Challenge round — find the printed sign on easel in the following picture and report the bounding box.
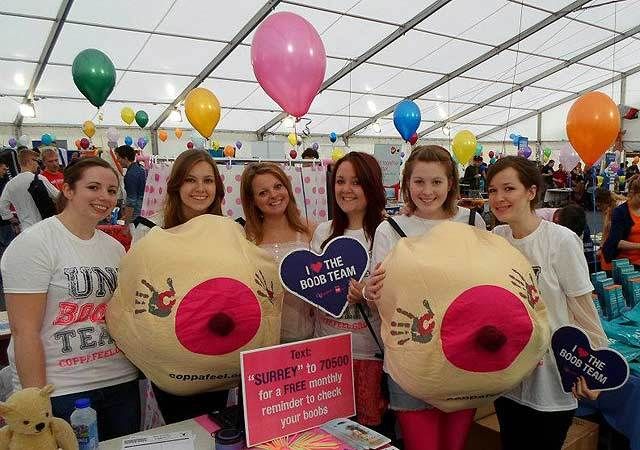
[240,333,355,447]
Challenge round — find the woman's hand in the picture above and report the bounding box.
[572,376,600,401]
[364,263,386,302]
[347,279,365,304]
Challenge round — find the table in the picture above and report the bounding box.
[101,417,393,450]
[100,419,212,450]
[544,188,573,207]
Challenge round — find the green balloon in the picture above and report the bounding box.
[543,147,552,157]
[72,49,115,108]
[135,110,149,129]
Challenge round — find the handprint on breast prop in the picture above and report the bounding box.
[106,215,283,396]
[378,222,550,412]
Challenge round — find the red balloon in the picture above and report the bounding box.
[80,138,90,150]
[408,132,418,145]
[187,141,194,150]
[289,149,298,159]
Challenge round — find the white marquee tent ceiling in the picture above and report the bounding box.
[1,0,639,140]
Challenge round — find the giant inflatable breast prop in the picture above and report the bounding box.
[379,222,550,412]
[107,215,283,395]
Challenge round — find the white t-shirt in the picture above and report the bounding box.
[493,219,594,411]
[311,221,382,360]
[1,217,138,396]
[371,207,486,268]
[0,172,59,230]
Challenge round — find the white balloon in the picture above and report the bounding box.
[106,127,119,143]
[17,135,29,147]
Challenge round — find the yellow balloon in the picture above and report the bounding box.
[121,107,135,125]
[288,133,297,146]
[331,147,345,162]
[82,120,96,138]
[596,176,604,187]
[452,130,477,165]
[185,87,220,139]
[212,140,220,150]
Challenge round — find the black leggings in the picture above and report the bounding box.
[494,397,575,450]
[151,383,229,425]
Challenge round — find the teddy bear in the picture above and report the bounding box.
[0,385,78,450]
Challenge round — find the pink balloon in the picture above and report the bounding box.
[558,144,581,170]
[251,12,326,118]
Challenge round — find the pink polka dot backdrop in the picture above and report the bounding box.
[141,164,172,218]
[140,163,328,222]
[217,164,327,221]
[301,165,328,222]
[220,165,246,219]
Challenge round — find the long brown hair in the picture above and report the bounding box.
[164,149,224,229]
[402,145,460,216]
[322,152,385,250]
[56,157,120,211]
[240,162,308,244]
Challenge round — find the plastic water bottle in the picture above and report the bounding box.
[70,398,99,450]
[110,207,120,224]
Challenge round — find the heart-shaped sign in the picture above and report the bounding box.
[279,236,369,318]
[551,325,629,393]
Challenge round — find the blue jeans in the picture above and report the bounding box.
[51,380,140,441]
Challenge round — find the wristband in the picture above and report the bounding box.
[361,285,369,301]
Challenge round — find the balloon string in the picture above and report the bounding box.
[591,169,598,273]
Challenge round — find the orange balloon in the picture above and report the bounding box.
[158,130,168,142]
[223,145,235,157]
[175,128,183,139]
[566,92,620,166]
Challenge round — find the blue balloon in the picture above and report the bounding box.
[41,134,52,146]
[124,136,133,146]
[329,132,337,143]
[393,100,421,141]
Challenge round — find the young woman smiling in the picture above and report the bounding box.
[241,162,315,343]
[311,152,387,427]
[131,149,225,243]
[365,145,485,450]
[1,158,140,440]
[487,156,606,450]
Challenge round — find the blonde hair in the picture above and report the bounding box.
[18,149,38,167]
[240,163,308,244]
[40,147,58,159]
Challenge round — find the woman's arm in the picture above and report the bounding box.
[616,239,640,250]
[567,293,608,348]
[602,205,629,261]
[6,293,47,387]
